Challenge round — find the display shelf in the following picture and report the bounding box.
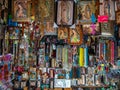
[71,85,109,88]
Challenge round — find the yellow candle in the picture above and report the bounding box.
[79,48,84,67]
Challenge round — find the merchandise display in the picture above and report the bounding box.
[0,0,120,90]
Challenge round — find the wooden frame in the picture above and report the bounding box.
[82,23,100,35]
[68,25,83,45]
[12,0,30,22]
[58,27,68,40]
[55,0,75,26]
[116,10,120,25]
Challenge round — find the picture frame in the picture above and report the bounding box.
[49,69,55,78]
[21,81,27,88]
[37,80,41,87]
[99,0,115,20]
[68,25,83,45]
[99,0,109,16]
[77,0,98,24]
[22,72,28,80]
[44,21,57,35]
[82,23,100,35]
[30,81,36,87]
[12,0,30,22]
[77,74,85,85]
[39,0,54,21]
[116,10,120,25]
[115,0,120,11]
[14,81,20,88]
[100,21,114,36]
[58,27,68,40]
[30,67,36,80]
[55,0,75,26]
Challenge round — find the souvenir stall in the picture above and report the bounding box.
[0,0,120,90]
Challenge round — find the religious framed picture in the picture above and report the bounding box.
[14,81,20,89]
[115,0,120,11]
[30,81,36,87]
[58,27,68,40]
[68,25,83,45]
[55,0,75,26]
[39,0,54,21]
[82,23,100,35]
[116,10,120,25]
[100,21,114,36]
[30,67,36,80]
[77,0,98,24]
[12,0,30,22]
[44,21,57,35]
[49,69,55,78]
[21,81,27,88]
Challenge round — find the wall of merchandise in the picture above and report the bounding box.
[0,0,120,90]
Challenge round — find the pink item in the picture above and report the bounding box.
[98,15,108,23]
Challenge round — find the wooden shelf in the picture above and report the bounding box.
[71,85,109,88]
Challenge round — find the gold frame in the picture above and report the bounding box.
[68,25,83,45]
[12,0,31,22]
[58,27,68,40]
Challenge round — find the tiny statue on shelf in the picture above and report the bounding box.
[42,72,49,84]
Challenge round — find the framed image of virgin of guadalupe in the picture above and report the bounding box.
[55,0,75,26]
[12,0,30,22]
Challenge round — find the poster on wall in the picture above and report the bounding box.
[116,10,120,25]
[82,23,100,35]
[56,0,75,26]
[77,0,98,24]
[68,25,83,45]
[12,0,30,22]
[101,21,114,36]
[44,21,57,35]
[99,0,115,20]
[115,0,120,11]
[39,0,54,21]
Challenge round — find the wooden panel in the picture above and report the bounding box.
[54,88,63,90]
[24,87,28,90]
[64,88,72,90]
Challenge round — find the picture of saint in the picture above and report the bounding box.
[70,29,80,43]
[58,27,68,39]
[57,1,73,25]
[14,1,27,18]
[79,1,92,21]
